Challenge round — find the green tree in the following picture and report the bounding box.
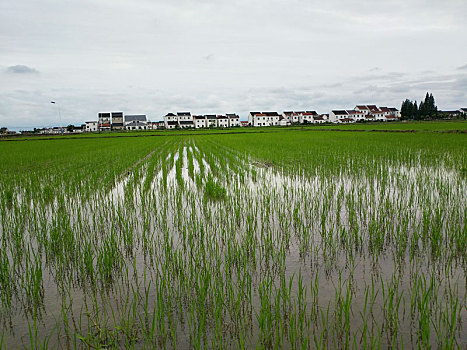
[401,99,410,119]
[418,100,425,120]
[412,101,419,120]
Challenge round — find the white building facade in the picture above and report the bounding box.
[98,112,111,131]
[85,121,98,132]
[227,114,240,127]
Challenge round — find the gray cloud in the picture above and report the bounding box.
[6,65,39,74]
[457,63,467,70]
[1,0,466,128]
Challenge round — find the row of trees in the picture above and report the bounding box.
[401,92,439,120]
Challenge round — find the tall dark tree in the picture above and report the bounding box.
[400,92,439,120]
[429,93,437,117]
[413,101,419,119]
[417,100,424,120]
[401,99,410,119]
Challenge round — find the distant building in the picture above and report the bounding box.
[166,121,177,129]
[147,122,158,130]
[217,115,229,128]
[206,115,217,128]
[227,113,240,127]
[85,121,98,132]
[177,112,194,128]
[98,112,111,131]
[282,112,293,125]
[354,105,400,122]
[73,125,85,133]
[314,115,327,124]
[278,116,289,126]
[329,110,352,123]
[163,112,194,128]
[179,120,193,129]
[111,112,124,130]
[193,115,207,129]
[125,115,147,130]
[249,112,280,127]
[439,110,461,118]
[290,112,302,124]
[125,121,148,130]
[300,111,318,124]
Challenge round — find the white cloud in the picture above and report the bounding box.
[1,0,466,128]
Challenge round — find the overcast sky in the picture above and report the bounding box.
[1,0,466,128]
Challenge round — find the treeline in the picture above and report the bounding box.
[401,92,438,120]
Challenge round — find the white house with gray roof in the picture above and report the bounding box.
[85,121,98,132]
[329,110,355,123]
[125,115,147,130]
[227,113,240,127]
[249,112,281,127]
[163,112,194,128]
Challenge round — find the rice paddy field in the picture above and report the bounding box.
[0,126,466,349]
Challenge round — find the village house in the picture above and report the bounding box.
[248,112,260,126]
[164,113,177,128]
[125,121,148,130]
[166,121,177,129]
[216,115,229,128]
[125,115,147,130]
[439,110,460,118]
[72,125,85,133]
[290,112,301,124]
[227,113,240,127]
[265,112,280,126]
[85,121,98,132]
[98,112,111,131]
[354,105,400,121]
[300,111,318,124]
[313,115,327,124]
[249,112,280,127]
[111,112,124,130]
[282,112,293,124]
[193,115,207,128]
[364,114,376,121]
[388,108,401,118]
[205,115,217,128]
[354,105,370,115]
[346,110,364,122]
[278,116,289,126]
[329,110,354,123]
[163,112,194,128]
[179,121,194,128]
[178,112,194,128]
[147,122,158,130]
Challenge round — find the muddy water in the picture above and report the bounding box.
[1,143,466,348]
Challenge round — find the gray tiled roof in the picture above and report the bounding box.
[125,115,147,122]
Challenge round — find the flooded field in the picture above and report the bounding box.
[0,130,466,348]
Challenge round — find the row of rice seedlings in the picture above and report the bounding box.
[0,132,465,348]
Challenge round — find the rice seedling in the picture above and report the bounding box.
[0,126,465,348]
